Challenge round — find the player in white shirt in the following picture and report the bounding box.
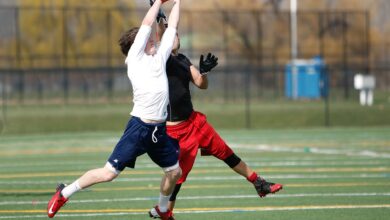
[47,1,181,219]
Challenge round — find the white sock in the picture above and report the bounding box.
[61,180,81,199]
[158,193,171,212]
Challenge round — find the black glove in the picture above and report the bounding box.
[199,53,218,75]
[149,0,167,23]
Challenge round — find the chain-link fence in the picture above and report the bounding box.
[0,6,388,105]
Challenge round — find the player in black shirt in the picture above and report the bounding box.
[151,3,283,216]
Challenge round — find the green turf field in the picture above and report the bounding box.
[1,100,390,135]
[0,127,389,219]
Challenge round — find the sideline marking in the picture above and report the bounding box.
[0,173,387,185]
[1,142,389,158]
[0,147,110,156]
[1,192,389,206]
[233,143,390,158]
[0,182,389,193]
[1,167,389,179]
[0,159,385,168]
[0,204,389,218]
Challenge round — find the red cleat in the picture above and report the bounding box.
[148,205,175,220]
[47,184,68,218]
[253,177,283,197]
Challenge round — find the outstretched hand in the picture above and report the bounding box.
[149,0,167,23]
[149,0,169,4]
[199,53,219,75]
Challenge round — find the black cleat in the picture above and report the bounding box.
[253,177,283,197]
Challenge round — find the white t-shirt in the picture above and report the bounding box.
[125,25,176,121]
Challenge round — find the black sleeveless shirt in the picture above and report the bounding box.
[166,53,194,122]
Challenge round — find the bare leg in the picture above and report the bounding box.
[167,183,181,210]
[168,162,254,211]
[168,200,176,210]
[77,166,118,189]
[160,167,181,196]
[231,161,283,197]
[48,165,119,218]
[61,165,118,199]
[231,161,255,179]
[152,167,181,213]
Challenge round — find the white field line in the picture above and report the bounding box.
[0,204,390,219]
[0,173,387,185]
[0,213,139,219]
[232,143,390,158]
[1,142,388,168]
[2,155,376,167]
[1,192,389,206]
[0,159,386,169]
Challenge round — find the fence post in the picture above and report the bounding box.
[255,11,263,98]
[62,7,69,104]
[37,77,44,103]
[323,66,330,127]
[342,12,349,100]
[222,11,229,104]
[15,7,24,104]
[365,11,370,75]
[0,72,7,134]
[106,9,114,101]
[82,76,89,102]
[245,63,251,129]
[318,12,330,127]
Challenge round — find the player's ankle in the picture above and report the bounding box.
[247,172,258,183]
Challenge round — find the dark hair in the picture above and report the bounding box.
[118,27,139,56]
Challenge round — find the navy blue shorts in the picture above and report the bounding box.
[107,117,179,172]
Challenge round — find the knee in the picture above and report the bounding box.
[175,167,182,180]
[101,171,117,182]
[101,163,119,182]
[168,167,182,181]
[97,168,118,183]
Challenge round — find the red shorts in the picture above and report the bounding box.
[166,111,234,184]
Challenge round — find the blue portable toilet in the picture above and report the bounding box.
[285,56,328,99]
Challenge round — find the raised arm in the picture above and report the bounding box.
[167,0,180,30]
[142,0,165,27]
[158,0,181,61]
[127,0,167,58]
[149,0,167,42]
[156,16,167,43]
[191,53,219,89]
